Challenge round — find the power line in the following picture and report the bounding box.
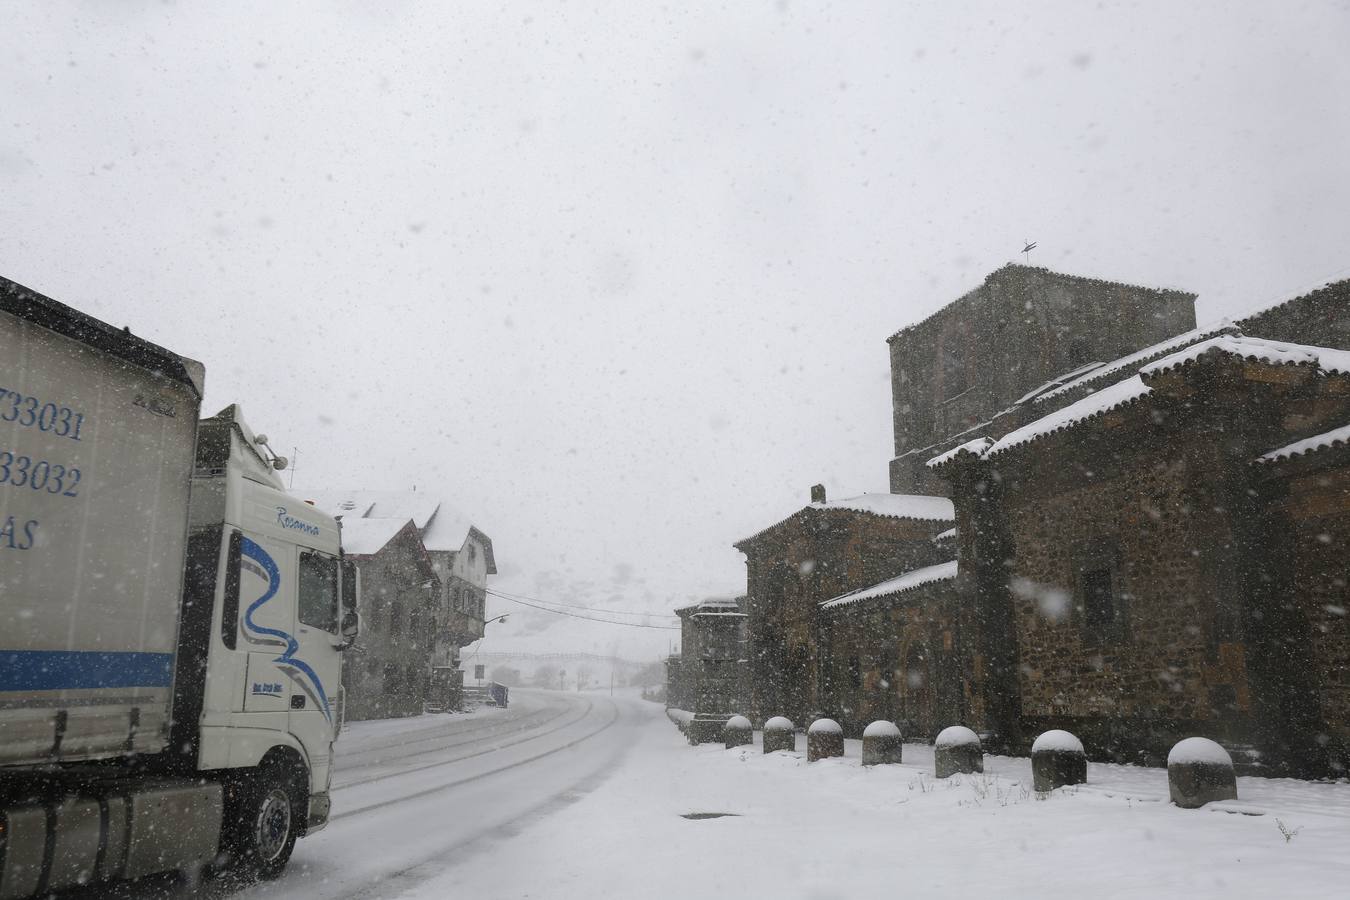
[485,585,680,619]
[485,589,680,630]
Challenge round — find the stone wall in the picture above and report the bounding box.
[739,509,951,724]
[998,445,1249,759]
[343,526,441,721]
[820,580,967,739]
[1280,457,1350,762]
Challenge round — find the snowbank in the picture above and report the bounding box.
[934,725,981,748]
[862,720,901,738]
[1032,730,1085,754]
[1167,737,1233,767]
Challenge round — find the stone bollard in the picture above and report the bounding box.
[687,714,731,745]
[934,726,983,778]
[724,715,753,749]
[762,717,796,754]
[807,718,844,762]
[1167,737,1238,809]
[1032,729,1087,792]
[861,721,903,766]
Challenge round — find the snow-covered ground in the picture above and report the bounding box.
[85,693,1348,899]
[424,703,1350,900]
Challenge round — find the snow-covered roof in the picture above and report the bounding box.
[1140,334,1350,378]
[339,516,412,556]
[926,437,993,469]
[1014,361,1111,405]
[956,333,1350,462]
[985,376,1152,458]
[1255,423,1350,466]
[737,493,954,547]
[821,560,958,610]
[934,527,956,543]
[1234,274,1350,325]
[1034,325,1234,404]
[304,489,492,561]
[690,597,746,618]
[307,489,440,529]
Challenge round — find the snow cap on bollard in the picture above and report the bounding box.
[807,718,844,762]
[762,716,796,754]
[934,725,983,778]
[1167,737,1237,809]
[861,720,902,766]
[724,715,753,749]
[1032,729,1087,792]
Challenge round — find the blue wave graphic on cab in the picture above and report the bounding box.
[239,536,332,722]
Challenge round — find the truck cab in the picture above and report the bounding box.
[186,404,358,845]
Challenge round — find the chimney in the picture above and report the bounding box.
[810,484,826,504]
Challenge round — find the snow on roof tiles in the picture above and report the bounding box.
[817,493,955,520]
[926,437,993,469]
[737,493,954,546]
[1255,423,1350,466]
[985,376,1152,458]
[304,489,487,554]
[1137,334,1350,379]
[338,517,412,556]
[1034,325,1234,404]
[975,333,1350,460]
[821,560,958,610]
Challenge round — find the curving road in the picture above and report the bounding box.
[243,689,646,900]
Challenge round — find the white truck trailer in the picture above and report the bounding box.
[0,276,359,896]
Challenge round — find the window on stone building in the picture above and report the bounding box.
[939,341,968,400]
[1081,566,1125,643]
[389,600,404,636]
[848,655,862,689]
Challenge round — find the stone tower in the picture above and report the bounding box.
[888,264,1196,494]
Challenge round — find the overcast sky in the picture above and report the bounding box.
[3,2,1348,661]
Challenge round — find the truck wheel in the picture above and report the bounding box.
[229,765,303,879]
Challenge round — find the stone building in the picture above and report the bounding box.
[931,332,1350,774]
[335,517,441,720]
[733,490,954,725]
[673,598,750,742]
[818,561,964,738]
[731,264,1350,776]
[888,264,1196,494]
[308,490,497,710]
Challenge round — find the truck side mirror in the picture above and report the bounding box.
[336,610,360,650]
[337,558,360,650]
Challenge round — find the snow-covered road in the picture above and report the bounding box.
[244,689,647,900]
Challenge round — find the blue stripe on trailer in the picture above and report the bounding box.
[0,650,175,691]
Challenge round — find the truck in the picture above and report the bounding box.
[0,275,360,897]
